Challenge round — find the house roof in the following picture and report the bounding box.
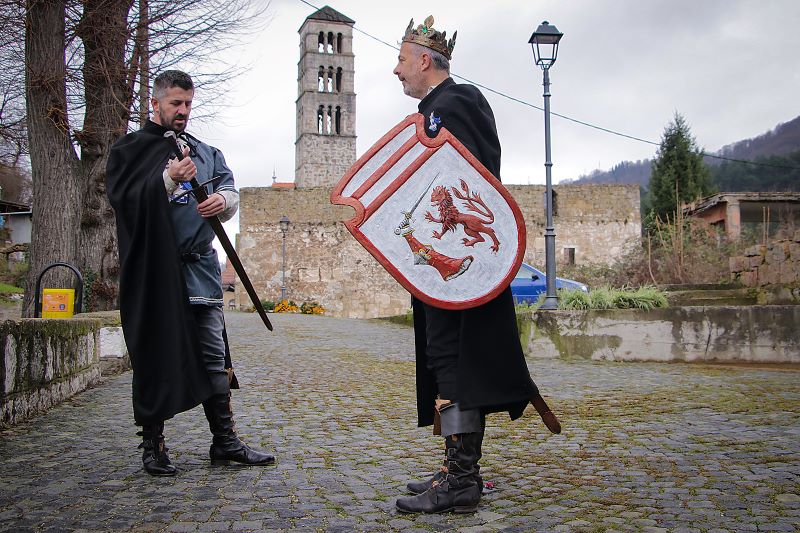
[221,258,236,286]
[271,181,296,189]
[0,199,31,213]
[305,6,354,25]
[684,192,800,215]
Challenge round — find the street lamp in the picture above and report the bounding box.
[279,215,290,301]
[529,21,563,310]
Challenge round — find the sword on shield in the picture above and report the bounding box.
[163,131,273,332]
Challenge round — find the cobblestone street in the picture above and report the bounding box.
[1,311,799,532]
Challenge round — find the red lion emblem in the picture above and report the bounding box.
[425,179,500,252]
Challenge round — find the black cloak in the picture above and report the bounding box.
[106,120,213,425]
[413,78,539,427]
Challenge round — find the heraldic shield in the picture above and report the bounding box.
[330,113,526,310]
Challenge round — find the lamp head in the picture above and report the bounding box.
[529,21,563,70]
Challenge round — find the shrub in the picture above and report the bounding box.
[260,299,276,312]
[559,289,591,310]
[521,286,669,312]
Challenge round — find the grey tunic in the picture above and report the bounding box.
[163,132,239,307]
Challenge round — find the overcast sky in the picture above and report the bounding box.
[189,0,800,253]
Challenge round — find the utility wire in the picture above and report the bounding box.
[297,0,800,172]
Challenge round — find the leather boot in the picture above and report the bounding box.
[406,450,447,494]
[407,415,485,495]
[396,432,483,514]
[202,393,275,466]
[137,422,177,476]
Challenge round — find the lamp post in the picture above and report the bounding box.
[279,215,290,301]
[529,21,563,310]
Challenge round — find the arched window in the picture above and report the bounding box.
[335,67,342,92]
[327,32,334,53]
[327,66,334,92]
[318,32,324,53]
[317,66,324,92]
[317,105,324,134]
[335,106,341,135]
[326,106,333,134]
[337,33,343,53]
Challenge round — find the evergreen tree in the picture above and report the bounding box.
[647,113,715,223]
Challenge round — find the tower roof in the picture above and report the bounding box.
[305,6,354,25]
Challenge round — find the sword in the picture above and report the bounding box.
[164,131,273,332]
[395,173,439,235]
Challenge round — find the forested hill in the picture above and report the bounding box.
[715,115,800,160]
[562,115,800,192]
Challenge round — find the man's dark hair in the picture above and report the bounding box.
[153,70,194,100]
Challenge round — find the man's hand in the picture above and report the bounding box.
[167,147,196,182]
[197,192,226,218]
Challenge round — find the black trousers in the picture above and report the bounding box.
[423,302,461,401]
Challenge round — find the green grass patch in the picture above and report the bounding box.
[0,283,23,294]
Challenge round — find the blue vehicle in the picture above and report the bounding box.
[510,262,588,304]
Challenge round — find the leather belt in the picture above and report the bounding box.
[180,243,213,264]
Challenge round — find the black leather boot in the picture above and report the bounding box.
[202,393,275,466]
[407,414,485,495]
[396,432,483,514]
[406,452,447,495]
[137,422,177,477]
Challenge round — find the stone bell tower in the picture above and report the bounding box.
[295,6,356,188]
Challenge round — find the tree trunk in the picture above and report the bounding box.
[74,0,134,311]
[137,0,150,127]
[22,0,82,317]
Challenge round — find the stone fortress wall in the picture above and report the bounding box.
[235,184,641,318]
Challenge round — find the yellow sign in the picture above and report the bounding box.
[42,289,75,319]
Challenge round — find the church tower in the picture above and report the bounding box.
[295,6,356,188]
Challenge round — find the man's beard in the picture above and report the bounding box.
[159,109,188,132]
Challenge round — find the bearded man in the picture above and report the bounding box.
[106,70,275,476]
[392,17,561,514]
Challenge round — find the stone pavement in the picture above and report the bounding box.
[1,311,799,532]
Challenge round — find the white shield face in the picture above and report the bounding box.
[331,114,526,310]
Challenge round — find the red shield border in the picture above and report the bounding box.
[331,113,526,310]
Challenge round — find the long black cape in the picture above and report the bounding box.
[413,78,539,427]
[106,121,213,425]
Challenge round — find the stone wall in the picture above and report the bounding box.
[237,183,641,318]
[295,134,356,189]
[521,306,800,363]
[730,230,800,286]
[507,184,641,266]
[1,313,130,427]
[1,319,101,427]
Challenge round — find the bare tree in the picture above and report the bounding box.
[14,0,269,315]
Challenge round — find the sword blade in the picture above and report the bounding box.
[408,172,440,216]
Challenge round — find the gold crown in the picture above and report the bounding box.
[402,16,457,60]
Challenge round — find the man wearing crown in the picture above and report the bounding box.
[392,16,561,514]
